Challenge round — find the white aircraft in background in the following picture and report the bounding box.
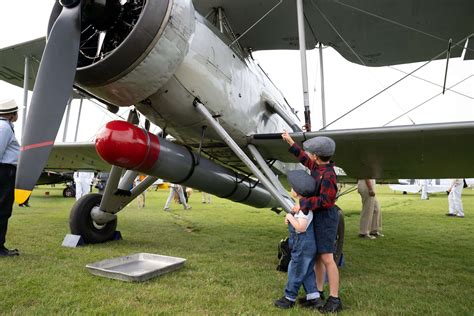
[389,179,474,195]
[0,0,473,258]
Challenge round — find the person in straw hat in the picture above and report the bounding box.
[0,99,21,257]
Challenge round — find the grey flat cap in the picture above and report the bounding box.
[287,170,316,197]
[303,136,336,156]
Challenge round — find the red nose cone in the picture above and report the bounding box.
[95,120,160,171]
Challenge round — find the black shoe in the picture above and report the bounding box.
[274,296,295,309]
[319,296,343,313]
[299,297,325,309]
[298,290,325,304]
[445,213,456,217]
[370,232,385,237]
[0,248,19,257]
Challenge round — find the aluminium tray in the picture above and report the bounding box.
[86,253,186,282]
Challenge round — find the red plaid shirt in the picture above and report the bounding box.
[289,143,337,213]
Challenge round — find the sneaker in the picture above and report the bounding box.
[456,214,465,218]
[319,296,343,313]
[274,296,295,309]
[370,232,384,237]
[163,208,170,212]
[299,297,325,309]
[445,213,456,217]
[358,234,376,239]
[185,206,192,210]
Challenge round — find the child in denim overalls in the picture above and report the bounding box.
[274,170,322,309]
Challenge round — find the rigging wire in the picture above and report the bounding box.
[229,0,283,47]
[309,0,416,127]
[388,66,473,100]
[383,74,473,126]
[332,0,474,54]
[310,0,473,129]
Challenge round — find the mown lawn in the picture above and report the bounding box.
[1,185,473,315]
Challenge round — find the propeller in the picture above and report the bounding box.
[15,0,82,204]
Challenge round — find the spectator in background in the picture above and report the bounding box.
[446,179,464,218]
[134,174,146,208]
[163,184,191,211]
[420,179,429,200]
[94,172,109,195]
[73,171,95,200]
[201,191,211,204]
[357,179,383,239]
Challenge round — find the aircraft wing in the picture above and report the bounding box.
[0,37,45,90]
[193,0,474,66]
[249,121,474,179]
[45,143,109,171]
[427,185,450,193]
[388,184,420,194]
[37,171,73,186]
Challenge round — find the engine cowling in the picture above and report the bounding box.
[49,0,195,106]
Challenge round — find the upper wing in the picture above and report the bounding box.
[0,37,45,89]
[193,0,474,66]
[249,121,474,179]
[46,142,110,171]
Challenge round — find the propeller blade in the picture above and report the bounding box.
[15,2,82,204]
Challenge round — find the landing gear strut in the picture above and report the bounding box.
[69,193,117,243]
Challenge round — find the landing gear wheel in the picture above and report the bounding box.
[333,205,345,266]
[69,193,117,244]
[63,186,75,198]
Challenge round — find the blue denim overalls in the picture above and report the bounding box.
[284,216,317,300]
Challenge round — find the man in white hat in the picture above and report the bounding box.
[0,99,21,257]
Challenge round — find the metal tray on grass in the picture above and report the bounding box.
[86,253,186,282]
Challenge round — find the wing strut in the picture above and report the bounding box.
[296,0,312,131]
[247,144,293,200]
[193,99,294,213]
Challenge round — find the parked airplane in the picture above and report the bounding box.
[1,0,473,251]
[389,179,473,195]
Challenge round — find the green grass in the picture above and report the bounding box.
[1,185,473,315]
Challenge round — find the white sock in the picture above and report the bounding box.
[306,292,320,300]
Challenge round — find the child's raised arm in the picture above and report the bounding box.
[281,130,295,146]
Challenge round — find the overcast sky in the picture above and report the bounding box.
[1,0,473,142]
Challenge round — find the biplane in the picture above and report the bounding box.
[0,0,473,249]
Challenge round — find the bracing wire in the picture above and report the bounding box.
[383,74,474,126]
[308,0,473,130]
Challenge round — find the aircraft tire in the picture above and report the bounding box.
[63,186,75,198]
[69,193,117,244]
[333,205,345,266]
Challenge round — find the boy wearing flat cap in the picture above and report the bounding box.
[274,170,323,310]
[282,131,342,313]
[0,99,20,257]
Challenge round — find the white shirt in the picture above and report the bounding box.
[294,210,313,233]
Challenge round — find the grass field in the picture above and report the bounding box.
[1,185,473,315]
